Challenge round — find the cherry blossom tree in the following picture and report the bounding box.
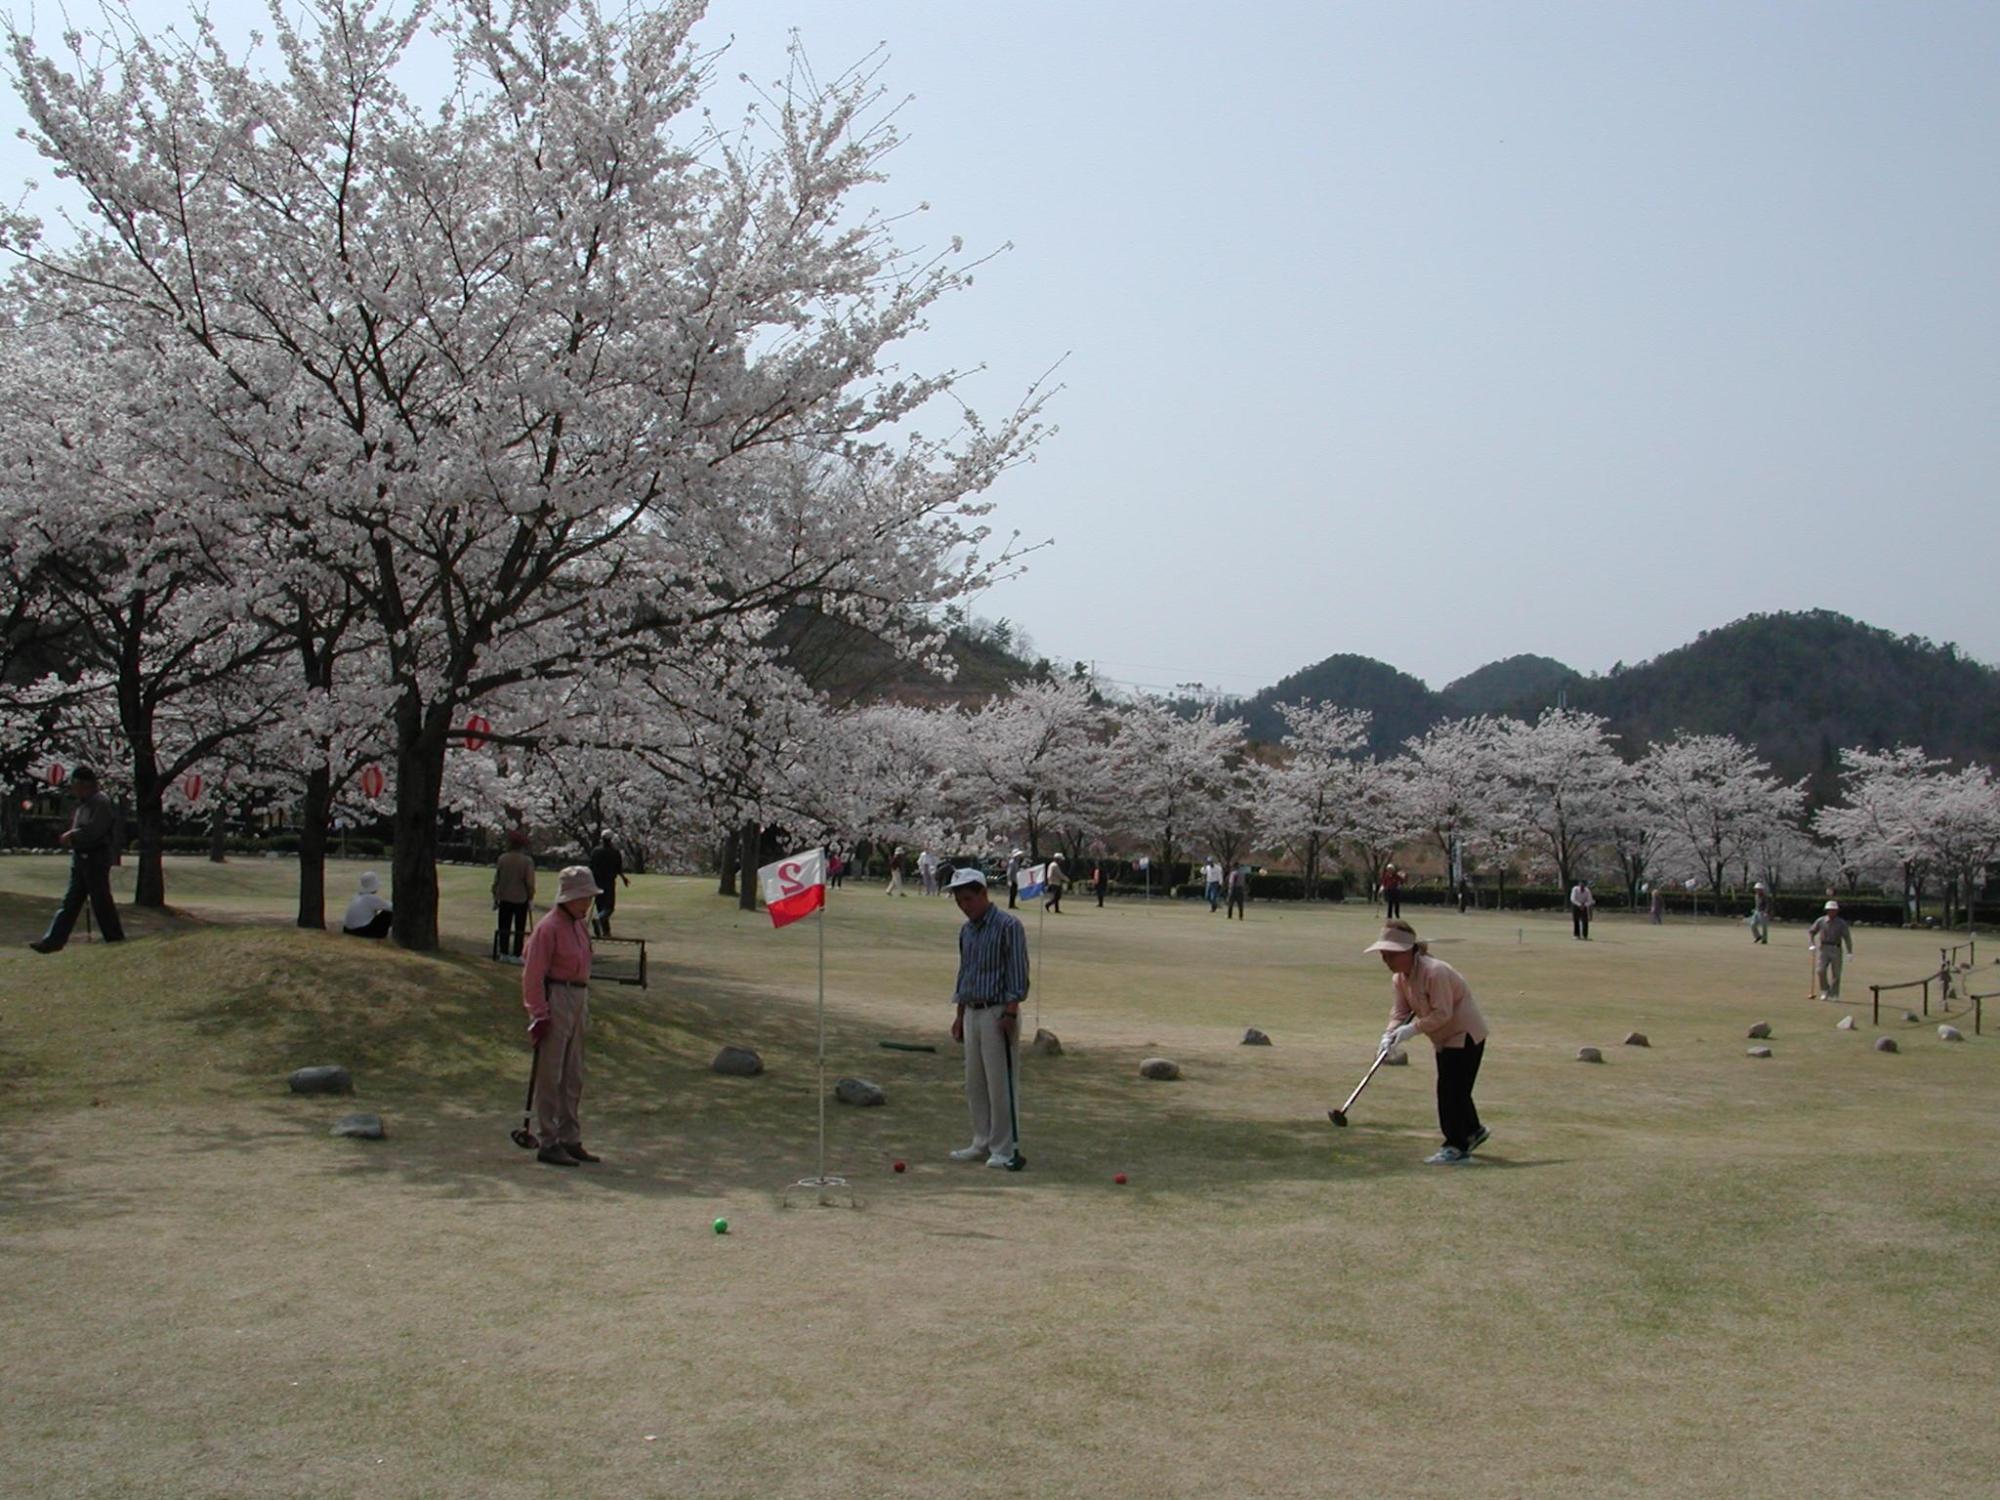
[1254,700,1372,900]
[6,2,1045,947]
[1112,699,1247,884]
[1495,709,1626,893]
[952,677,1113,864]
[1398,716,1508,897]
[1640,733,1804,903]
[1815,748,2000,926]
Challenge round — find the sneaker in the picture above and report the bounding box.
[536,1145,578,1167]
[562,1142,601,1164]
[1466,1126,1491,1156]
[1424,1146,1469,1165]
[948,1145,985,1163]
[985,1153,1014,1169]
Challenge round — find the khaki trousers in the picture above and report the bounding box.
[963,1006,1020,1157]
[1816,947,1845,999]
[537,981,589,1148]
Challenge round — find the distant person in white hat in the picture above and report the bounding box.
[945,867,1030,1170]
[1749,882,1773,944]
[340,870,393,939]
[1807,900,1853,999]
[521,866,604,1166]
[1366,918,1491,1165]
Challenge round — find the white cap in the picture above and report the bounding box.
[947,867,988,890]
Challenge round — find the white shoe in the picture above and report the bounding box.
[985,1153,1014,1169]
[948,1145,985,1162]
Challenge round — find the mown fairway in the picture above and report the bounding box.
[4,856,1997,1499]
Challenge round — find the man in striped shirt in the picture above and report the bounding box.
[946,867,1031,1169]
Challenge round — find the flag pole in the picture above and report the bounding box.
[816,895,827,1184]
[1034,899,1046,1034]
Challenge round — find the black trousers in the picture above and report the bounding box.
[1045,886,1063,913]
[1385,890,1401,918]
[1435,1039,1485,1150]
[344,910,393,939]
[1571,903,1590,939]
[495,900,530,956]
[1226,889,1245,919]
[40,852,125,948]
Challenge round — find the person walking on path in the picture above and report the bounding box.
[1648,884,1665,924]
[1808,900,1854,999]
[1380,864,1403,919]
[1225,862,1248,919]
[1749,882,1774,944]
[341,871,394,938]
[1203,859,1223,912]
[1005,849,1022,910]
[1569,879,1596,940]
[1092,863,1108,908]
[522,866,603,1167]
[492,830,537,961]
[1044,853,1066,914]
[30,765,126,952]
[945,868,1030,1169]
[1367,918,1490,1165]
[886,846,907,897]
[918,847,938,897]
[586,831,629,938]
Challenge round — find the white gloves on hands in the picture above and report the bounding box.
[1380,1022,1418,1053]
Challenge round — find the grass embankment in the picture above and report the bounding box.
[3,856,1996,1498]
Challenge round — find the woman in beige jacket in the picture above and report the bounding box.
[1366,919,1491,1165]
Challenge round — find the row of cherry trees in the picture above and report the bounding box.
[0,1,1047,947]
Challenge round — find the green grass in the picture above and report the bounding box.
[3,855,1997,1498]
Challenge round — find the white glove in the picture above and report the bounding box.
[1383,1022,1418,1051]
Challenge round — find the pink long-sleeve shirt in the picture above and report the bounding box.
[1387,953,1489,1051]
[522,906,594,1021]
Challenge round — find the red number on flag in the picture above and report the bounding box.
[777,861,806,896]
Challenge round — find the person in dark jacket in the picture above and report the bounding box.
[31,765,126,952]
[587,831,628,938]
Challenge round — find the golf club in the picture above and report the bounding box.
[1327,1045,1394,1128]
[510,1043,541,1149]
[1001,1019,1026,1170]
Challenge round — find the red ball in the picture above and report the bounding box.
[892,1160,907,1173]
[1113,1172,1128,1185]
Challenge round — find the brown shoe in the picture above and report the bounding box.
[536,1145,578,1167]
[562,1142,601,1163]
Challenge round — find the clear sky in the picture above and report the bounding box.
[5,2,1995,696]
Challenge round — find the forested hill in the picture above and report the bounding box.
[1552,612,2000,797]
[1238,612,2000,793]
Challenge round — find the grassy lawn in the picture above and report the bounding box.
[3,855,1997,1498]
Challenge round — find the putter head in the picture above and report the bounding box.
[1004,1151,1027,1172]
[1327,1108,1349,1128]
[510,1127,539,1150]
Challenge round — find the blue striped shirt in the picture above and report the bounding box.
[955,903,1030,1006]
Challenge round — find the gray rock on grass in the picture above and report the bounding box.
[1747,1046,1773,1058]
[1623,1032,1649,1047]
[833,1077,886,1107]
[1576,1046,1603,1063]
[289,1065,353,1095]
[1138,1057,1182,1081]
[1874,1036,1899,1053]
[1746,1021,1772,1040]
[1031,1028,1063,1057]
[330,1113,385,1139]
[1382,1046,1409,1066]
[1241,1028,1272,1046]
[1938,1025,1965,1042]
[1836,1015,1857,1031]
[711,1045,765,1077]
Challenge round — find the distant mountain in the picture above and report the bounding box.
[1236,612,2000,797]
[1440,654,1580,717]
[1238,654,1441,756]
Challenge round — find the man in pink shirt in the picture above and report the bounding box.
[522,866,602,1166]
[1366,918,1491,1165]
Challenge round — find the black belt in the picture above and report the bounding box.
[962,999,1011,1010]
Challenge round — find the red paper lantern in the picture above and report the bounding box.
[359,764,386,799]
[183,773,204,802]
[463,714,492,752]
[46,763,66,787]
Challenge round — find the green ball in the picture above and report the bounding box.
[712,1217,729,1235]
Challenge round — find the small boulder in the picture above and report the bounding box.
[1382,1046,1410,1066]
[1874,1036,1899,1054]
[1138,1057,1182,1081]
[1836,1015,1857,1031]
[833,1077,886,1107]
[1902,1011,1921,1024]
[1031,1028,1063,1057]
[1241,1028,1273,1046]
[1747,1046,1773,1058]
[1938,1025,1965,1042]
[1623,1032,1650,1047]
[330,1113,385,1139]
[711,1045,765,1077]
[289,1065,353,1095]
[1746,1021,1772,1040]
[1576,1046,1603,1063]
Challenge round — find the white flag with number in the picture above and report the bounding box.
[758,848,828,928]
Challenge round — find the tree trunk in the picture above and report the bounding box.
[130,756,167,909]
[388,699,449,950]
[209,799,227,863]
[717,832,737,897]
[296,764,331,929]
[736,819,759,912]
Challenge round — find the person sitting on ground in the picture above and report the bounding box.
[341,871,393,939]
